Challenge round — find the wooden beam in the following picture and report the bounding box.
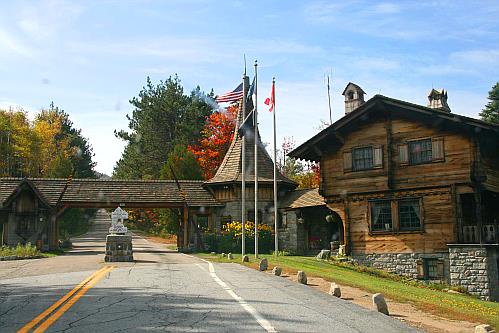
[183,205,188,250]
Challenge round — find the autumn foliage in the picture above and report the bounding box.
[188,104,238,179]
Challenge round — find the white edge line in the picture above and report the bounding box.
[192,256,278,333]
[133,234,277,332]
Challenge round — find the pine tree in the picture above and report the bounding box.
[479,82,499,124]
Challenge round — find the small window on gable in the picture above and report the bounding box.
[347,91,355,100]
[409,138,432,165]
[352,146,373,171]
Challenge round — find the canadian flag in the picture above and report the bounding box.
[264,80,275,112]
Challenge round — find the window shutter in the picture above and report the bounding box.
[416,259,424,279]
[373,145,383,169]
[343,151,352,172]
[437,260,445,279]
[398,143,409,166]
[432,137,445,162]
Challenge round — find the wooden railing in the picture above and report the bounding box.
[462,225,497,244]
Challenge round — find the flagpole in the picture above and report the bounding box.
[241,74,248,257]
[272,77,278,257]
[254,60,259,259]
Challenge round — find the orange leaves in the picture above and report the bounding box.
[188,104,238,179]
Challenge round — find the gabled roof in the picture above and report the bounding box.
[205,102,297,187]
[342,82,366,96]
[0,178,222,208]
[1,178,51,209]
[279,188,325,209]
[289,94,499,162]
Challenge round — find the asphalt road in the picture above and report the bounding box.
[0,210,420,332]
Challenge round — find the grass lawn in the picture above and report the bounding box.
[197,252,499,329]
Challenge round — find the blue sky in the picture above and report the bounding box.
[1,0,498,175]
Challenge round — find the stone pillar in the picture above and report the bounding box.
[105,234,133,262]
[449,244,499,301]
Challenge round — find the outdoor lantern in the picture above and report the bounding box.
[325,214,334,223]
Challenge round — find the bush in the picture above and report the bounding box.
[202,221,274,254]
[0,243,40,258]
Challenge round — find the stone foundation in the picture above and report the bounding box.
[448,245,499,301]
[353,252,449,280]
[105,234,133,262]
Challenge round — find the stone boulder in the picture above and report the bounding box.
[316,250,331,260]
[328,283,341,297]
[272,266,282,276]
[372,293,389,315]
[259,258,268,271]
[242,255,249,263]
[297,271,307,285]
[475,324,496,333]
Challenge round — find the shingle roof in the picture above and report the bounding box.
[279,188,325,209]
[290,94,499,162]
[0,178,222,208]
[205,103,297,187]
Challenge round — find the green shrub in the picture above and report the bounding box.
[0,243,40,258]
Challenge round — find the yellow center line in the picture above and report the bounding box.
[33,266,114,333]
[17,266,114,333]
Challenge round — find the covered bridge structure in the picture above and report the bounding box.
[0,178,222,251]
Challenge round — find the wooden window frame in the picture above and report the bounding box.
[398,198,423,231]
[369,197,425,235]
[408,137,433,165]
[399,136,445,167]
[352,146,374,171]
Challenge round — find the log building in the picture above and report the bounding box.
[289,83,499,301]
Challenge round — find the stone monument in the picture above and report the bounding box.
[105,207,133,262]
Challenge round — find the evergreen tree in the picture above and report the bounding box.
[113,75,213,179]
[160,144,203,180]
[479,82,499,124]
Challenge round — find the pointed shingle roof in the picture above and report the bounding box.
[205,102,297,187]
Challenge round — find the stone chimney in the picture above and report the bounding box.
[428,88,451,112]
[342,82,366,114]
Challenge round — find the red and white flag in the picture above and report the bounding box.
[264,81,275,112]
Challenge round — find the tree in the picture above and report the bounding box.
[114,76,213,179]
[160,144,203,180]
[34,103,96,178]
[278,137,320,189]
[480,82,499,124]
[188,104,238,179]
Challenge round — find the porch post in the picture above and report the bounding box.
[183,205,189,250]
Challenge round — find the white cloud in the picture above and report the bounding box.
[0,28,34,58]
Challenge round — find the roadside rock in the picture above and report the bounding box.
[372,293,389,315]
[297,271,307,284]
[272,266,282,276]
[242,255,249,262]
[316,250,331,260]
[259,258,268,271]
[328,283,341,297]
[475,324,496,333]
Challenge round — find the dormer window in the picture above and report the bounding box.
[347,91,355,100]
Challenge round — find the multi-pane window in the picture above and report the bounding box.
[424,259,438,279]
[409,139,432,165]
[399,199,421,231]
[352,147,373,171]
[371,198,423,233]
[371,201,392,231]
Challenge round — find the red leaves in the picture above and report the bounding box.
[188,104,238,179]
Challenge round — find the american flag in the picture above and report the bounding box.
[215,83,243,103]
